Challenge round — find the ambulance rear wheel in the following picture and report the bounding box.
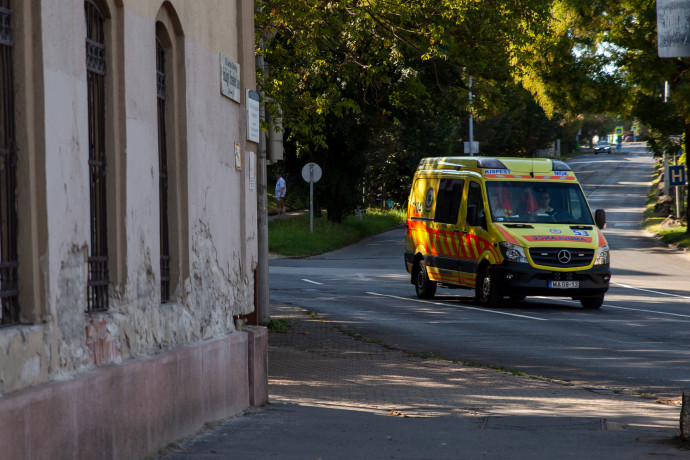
[477,266,501,307]
[580,295,604,309]
[415,260,436,299]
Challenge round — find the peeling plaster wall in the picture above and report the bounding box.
[0,0,259,396]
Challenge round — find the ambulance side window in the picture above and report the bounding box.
[467,181,487,230]
[434,179,464,224]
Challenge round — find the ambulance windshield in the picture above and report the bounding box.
[486,182,595,225]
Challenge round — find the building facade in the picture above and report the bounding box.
[0,1,267,458]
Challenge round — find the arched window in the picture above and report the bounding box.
[85,0,108,311]
[156,36,170,303]
[155,6,189,303]
[0,0,18,326]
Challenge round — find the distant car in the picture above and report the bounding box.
[594,141,611,154]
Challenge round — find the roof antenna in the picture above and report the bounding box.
[530,154,535,178]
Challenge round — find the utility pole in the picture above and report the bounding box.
[469,75,474,157]
[664,81,670,196]
[256,52,270,324]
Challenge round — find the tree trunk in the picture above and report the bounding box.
[681,391,690,441]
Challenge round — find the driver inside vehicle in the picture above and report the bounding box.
[534,191,554,215]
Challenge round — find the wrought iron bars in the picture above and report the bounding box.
[156,37,170,303]
[85,0,109,311]
[0,0,18,326]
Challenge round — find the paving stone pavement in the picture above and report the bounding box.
[158,304,687,459]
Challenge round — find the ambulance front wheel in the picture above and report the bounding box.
[580,295,604,309]
[477,266,502,307]
[415,259,437,299]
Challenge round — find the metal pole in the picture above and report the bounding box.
[664,82,670,196]
[309,165,314,233]
[676,156,682,219]
[664,154,670,196]
[469,75,474,156]
[256,51,270,324]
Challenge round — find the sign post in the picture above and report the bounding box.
[301,163,322,233]
[669,163,687,219]
[615,126,623,149]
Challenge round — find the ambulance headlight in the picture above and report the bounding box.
[499,242,528,264]
[594,244,609,265]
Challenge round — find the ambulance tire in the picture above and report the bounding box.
[415,259,437,299]
[477,266,502,307]
[580,295,604,309]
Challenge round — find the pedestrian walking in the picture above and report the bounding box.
[275,171,286,215]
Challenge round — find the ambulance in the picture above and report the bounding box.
[404,157,610,309]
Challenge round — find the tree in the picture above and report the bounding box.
[549,0,689,230]
[256,0,555,221]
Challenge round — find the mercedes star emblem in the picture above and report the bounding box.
[558,249,572,264]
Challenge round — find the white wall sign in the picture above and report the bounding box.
[657,0,690,57]
[246,89,260,143]
[220,54,241,102]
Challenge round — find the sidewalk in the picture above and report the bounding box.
[159,304,686,459]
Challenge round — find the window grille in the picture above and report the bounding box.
[0,0,18,326]
[85,0,108,311]
[156,37,170,303]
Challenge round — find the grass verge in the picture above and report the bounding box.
[642,169,689,249]
[269,208,406,257]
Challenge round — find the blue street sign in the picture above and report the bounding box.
[668,165,686,186]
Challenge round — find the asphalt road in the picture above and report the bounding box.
[269,144,690,398]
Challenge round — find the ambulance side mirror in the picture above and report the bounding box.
[466,205,481,227]
[594,209,606,229]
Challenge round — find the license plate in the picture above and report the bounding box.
[549,281,579,289]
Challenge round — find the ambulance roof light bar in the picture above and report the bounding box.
[476,158,507,169]
[551,160,572,171]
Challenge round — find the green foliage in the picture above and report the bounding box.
[257,0,557,222]
[565,0,690,226]
[266,318,291,332]
[655,227,690,248]
[268,208,405,257]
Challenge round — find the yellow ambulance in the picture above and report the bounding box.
[404,156,610,309]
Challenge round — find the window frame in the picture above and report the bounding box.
[434,178,464,225]
[0,0,19,326]
[156,36,170,303]
[85,0,109,312]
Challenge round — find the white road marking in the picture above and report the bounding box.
[605,304,690,319]
[535,295,690,319]
[611,281,690,300]
[301,279,324,285]
[366,292,547,321]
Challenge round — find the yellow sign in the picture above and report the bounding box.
[631,125,638,131]
[615,126,623,134]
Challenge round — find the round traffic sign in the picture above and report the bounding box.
[301,162,322,183]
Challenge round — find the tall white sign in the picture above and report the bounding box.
[246,89,260,143]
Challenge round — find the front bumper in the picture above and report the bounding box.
[492,263,610,298]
